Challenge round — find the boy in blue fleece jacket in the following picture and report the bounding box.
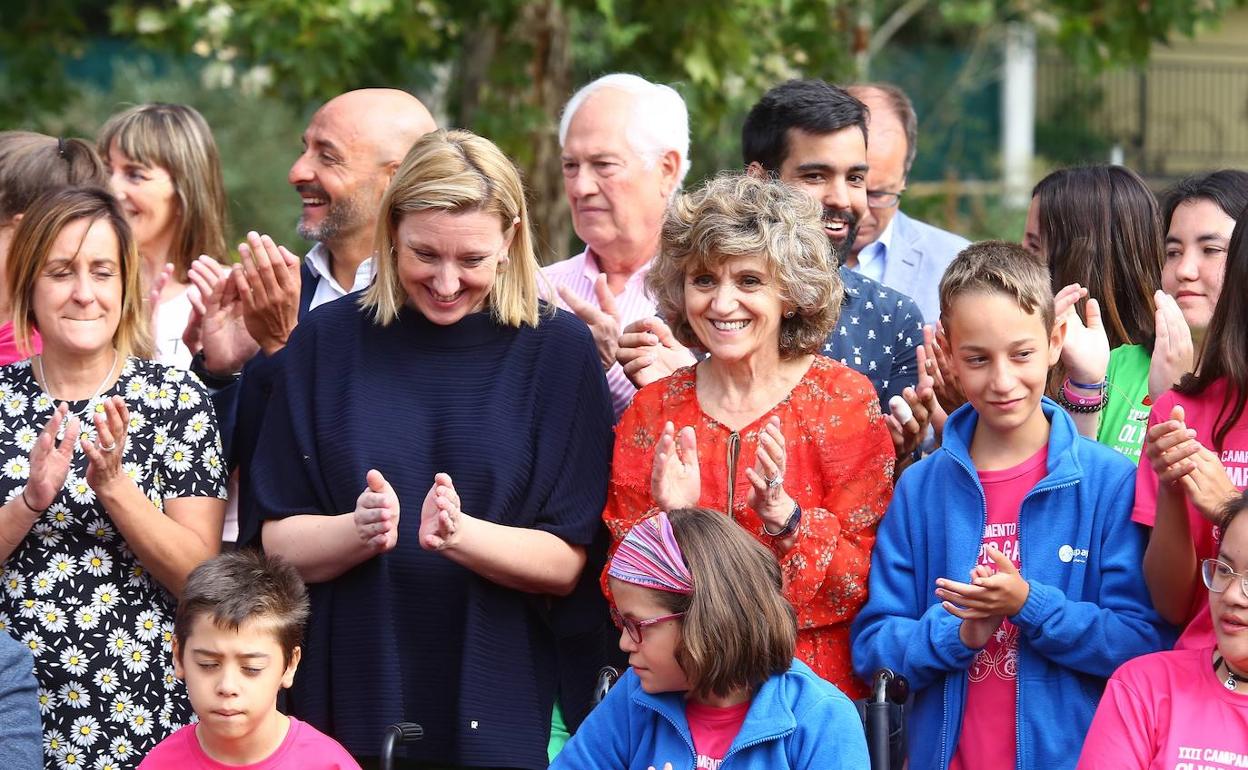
[851,241,1171,770]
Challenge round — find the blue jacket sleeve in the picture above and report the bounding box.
[550,674,635,770]
[0,636,41,769]
[788,692,871,769]
[850,474,979,692]
[1011,469,1171,677]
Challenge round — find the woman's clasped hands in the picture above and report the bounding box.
[24,396,135,516]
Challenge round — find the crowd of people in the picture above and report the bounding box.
[0,70,1244,770]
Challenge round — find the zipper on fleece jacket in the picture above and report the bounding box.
[636,698,697,770]
[942,447,1079,770]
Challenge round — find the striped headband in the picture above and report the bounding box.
[608,511,694,594]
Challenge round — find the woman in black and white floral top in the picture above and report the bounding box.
[0,187,225,769]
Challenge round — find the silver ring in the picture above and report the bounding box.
[925,358,936,369]
[767,474,783,490]
[98,441,117,452]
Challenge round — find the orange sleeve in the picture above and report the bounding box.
[778,374,895,620]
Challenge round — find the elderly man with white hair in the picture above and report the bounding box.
[544,73,689,419]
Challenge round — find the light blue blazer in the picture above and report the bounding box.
[878,210,970,324]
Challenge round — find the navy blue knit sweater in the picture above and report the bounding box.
[248,296,614,768]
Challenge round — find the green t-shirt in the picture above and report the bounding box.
[1096,344,1151,460]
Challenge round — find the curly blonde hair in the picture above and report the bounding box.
[647,173,842,357]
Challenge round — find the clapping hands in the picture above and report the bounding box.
[651,421,700,511]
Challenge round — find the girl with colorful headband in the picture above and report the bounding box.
[552,508,868,769]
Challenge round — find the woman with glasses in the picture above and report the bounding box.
[554,508,869,769]
[1077,490,1248,767]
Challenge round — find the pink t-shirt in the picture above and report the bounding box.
[138,716,361,770]
[1133,380,1248,650]
[1077,647,1248,769]
[949,446,1048,770]
[0,321,38,367]
[686,699,751,770]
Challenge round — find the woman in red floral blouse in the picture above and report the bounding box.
[603,174,894,697]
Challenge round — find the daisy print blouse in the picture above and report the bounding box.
[0,356,226,770]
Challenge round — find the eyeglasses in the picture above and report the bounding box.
[867,190,903,209]
[609,606,685,645]
[1202,558,1248,596]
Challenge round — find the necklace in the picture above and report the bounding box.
[1213,654,1248,692]
[34,350,120,438]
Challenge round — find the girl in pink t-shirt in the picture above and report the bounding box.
[1138,207,1248,649]
[1078,492,1248,769]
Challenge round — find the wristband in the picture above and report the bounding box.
[1061,380,1104,407]
[1056,384,1105,414]
[1066,376,1107,391]
[763,502,801,538]
[20,488,47,515]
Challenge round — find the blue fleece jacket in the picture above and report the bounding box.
[550,659,867,770]
[850,398,1172,770]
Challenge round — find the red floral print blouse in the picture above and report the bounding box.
[603,356,895,697]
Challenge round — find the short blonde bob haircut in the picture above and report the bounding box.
[363,129,543,328]
[648,173,842,358]
[8,187,153,359]
[644,507,797,701]
[97,103,228,282]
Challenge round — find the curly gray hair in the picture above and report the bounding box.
[647,173,842,358]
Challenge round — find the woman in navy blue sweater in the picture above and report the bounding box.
[248,130,614,769]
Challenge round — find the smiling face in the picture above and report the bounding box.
[1212,512,1248,672]
[32,217,123,357]
[1163,198,1236,337]
[609,578,690,695]
[684,254,786,365]
[772,127,867,263]
[395,208,512,325]
[561,89,678,261]
[106,143,178,259]
[288,101,388,246]
[945,291,1063,440]
[174,614,299,756]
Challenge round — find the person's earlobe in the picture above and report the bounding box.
[171,639,185,681]
[1048,321,1067,365]
[281,646,302,689]
[745,162,767,180]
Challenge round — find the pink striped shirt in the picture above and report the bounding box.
[542,249,656,419]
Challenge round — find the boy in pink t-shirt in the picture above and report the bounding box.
[139,551,359,769]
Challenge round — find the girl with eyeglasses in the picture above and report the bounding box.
[553,508,868,770]
[1078,490,1248,766]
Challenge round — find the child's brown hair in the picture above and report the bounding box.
[174,550,309,667]
[940,240,1055,334]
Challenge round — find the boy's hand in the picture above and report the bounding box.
[942,563,1005,649]
[936,546,1030,617]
